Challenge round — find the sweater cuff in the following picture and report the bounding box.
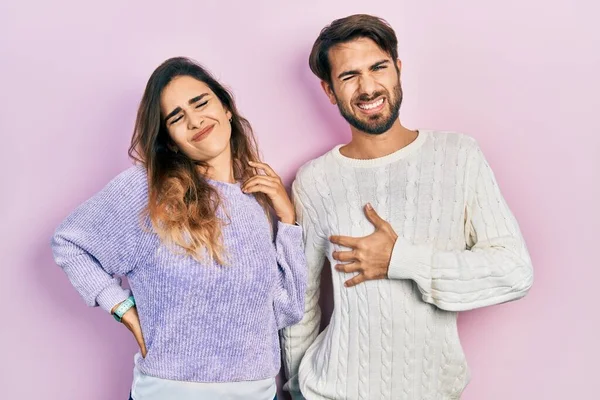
[96,284,131,313]
[388,238,434,291]
[277,220,304,243]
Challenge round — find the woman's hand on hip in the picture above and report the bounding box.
[112,303,148,358]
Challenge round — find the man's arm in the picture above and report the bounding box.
[388,143,534,311]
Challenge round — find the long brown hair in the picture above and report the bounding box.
[129,57,266,264]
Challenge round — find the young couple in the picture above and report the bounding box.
[52,14,533,400]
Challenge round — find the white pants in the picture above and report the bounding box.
[130,353,277,400]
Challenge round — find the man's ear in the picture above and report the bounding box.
[321,81,337,105]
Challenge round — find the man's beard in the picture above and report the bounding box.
[335,83,403,135]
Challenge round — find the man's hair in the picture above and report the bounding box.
[309,14,399,84]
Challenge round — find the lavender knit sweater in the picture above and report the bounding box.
[51,165,307,382]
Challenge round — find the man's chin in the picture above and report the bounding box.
[339,105,397,134]
[363,128,388,136]
[357,117,390,132]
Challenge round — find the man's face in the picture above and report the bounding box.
[323,37,402,135]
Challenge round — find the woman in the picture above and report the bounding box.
[51,57,307,400]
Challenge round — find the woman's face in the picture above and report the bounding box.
[160,75,232,163]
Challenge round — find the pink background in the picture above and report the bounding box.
[1,1,598,399]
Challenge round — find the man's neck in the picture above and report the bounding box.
[340,121,419,160]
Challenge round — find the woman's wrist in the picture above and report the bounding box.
[111,296,136,322]
[280,213,296,225]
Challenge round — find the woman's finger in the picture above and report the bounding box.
[243,183,276,196]
[248,161,278,178]
[242,175,278,188]
[242,176,280,192]
[137,335,148,358]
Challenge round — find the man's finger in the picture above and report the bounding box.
[332,250,357,262]
[335,262,361,273]
[330,235,359,248]
[344,273,367,287]
[364,203,387,229]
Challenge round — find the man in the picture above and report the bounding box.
[281,14,533,400]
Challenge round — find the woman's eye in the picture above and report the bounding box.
[170,115,183,125]
[195,101,208,109]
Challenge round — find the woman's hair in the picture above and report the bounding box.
[129,57,266,264]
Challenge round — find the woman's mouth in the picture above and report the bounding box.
[192,124,215,142]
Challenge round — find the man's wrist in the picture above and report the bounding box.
[385,232,399,271]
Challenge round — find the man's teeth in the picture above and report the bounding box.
[358,98,384,110]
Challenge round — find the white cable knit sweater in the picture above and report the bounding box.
[281,130,533,400]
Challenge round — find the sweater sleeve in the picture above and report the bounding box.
[273,221,308,330]
[50,166,148,313]
[388,143,534,312]
[281,177,327,400]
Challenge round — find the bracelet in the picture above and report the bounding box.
[112,296,136,323]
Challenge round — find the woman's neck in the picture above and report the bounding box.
[200,146,236,184]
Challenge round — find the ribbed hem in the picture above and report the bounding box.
[277,220,303,241]
[331,130,429,168]
[388,238,433,294]
[96,284,131,313]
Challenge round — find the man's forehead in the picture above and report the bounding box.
[328,38,392,73]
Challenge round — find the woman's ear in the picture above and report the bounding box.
[167,141,179,153]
